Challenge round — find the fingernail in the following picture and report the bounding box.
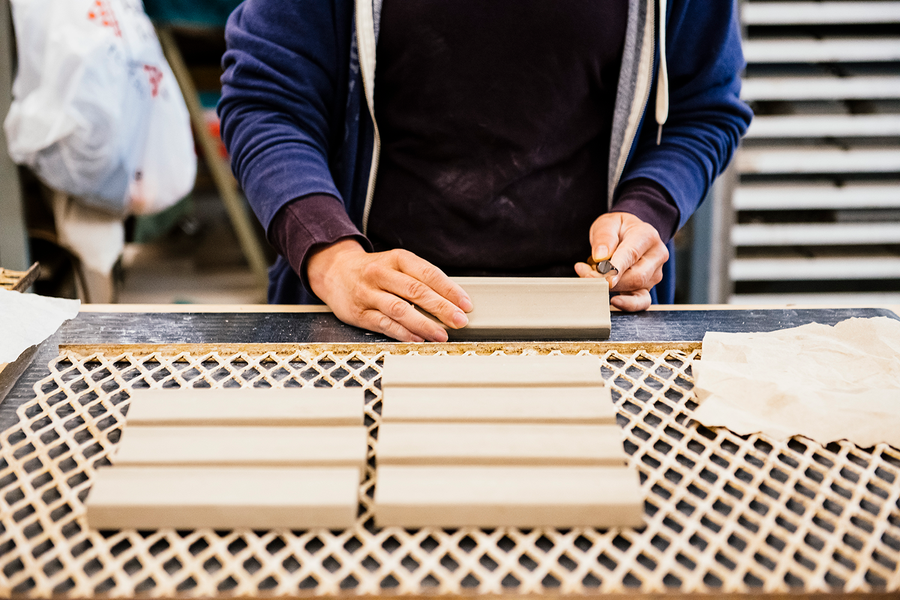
[410,335,425,343]
[460,296,474,312]
[452,311,469,328]
[433,329,449,343]
[593,245,609,260]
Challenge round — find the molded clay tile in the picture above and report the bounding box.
[381,385,616,424]
[113,426,368,470]
[86,466,360,530]
[376,423,627,466]
[439,277,611,340]
[374,465,644,528]
[125,388,364,426]
[381,354,604,387]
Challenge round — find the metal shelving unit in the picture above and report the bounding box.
[723,0,900,304]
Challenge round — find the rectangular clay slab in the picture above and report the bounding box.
[381,354,604,388]
[436,277,610,340]
[113,426,368,469]
[376,423,626,466]
[374,465,644,528]
[126,388,363,426]
[86,466,360,530]
[381,385,616,424]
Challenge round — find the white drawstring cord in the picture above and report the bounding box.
[655,0,669,145]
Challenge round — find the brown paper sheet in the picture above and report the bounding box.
[691,317,900,447]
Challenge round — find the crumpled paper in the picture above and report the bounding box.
[692,317,900,447]
[0,288,80,363]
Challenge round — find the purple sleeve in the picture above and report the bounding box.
[611,178,681,243]
[269,194,373,292]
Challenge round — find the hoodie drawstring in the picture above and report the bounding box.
[655,0,669,145]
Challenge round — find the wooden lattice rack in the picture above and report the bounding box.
[0,343,898,597]
[0,263,40,293]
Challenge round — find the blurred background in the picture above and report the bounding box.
[1,0,898,306]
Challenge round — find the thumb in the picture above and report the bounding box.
[589,213,623,261]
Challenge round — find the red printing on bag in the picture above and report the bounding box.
[87,0,121,37]
[143,65,163,97]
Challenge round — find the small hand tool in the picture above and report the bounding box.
[586,256,618,276]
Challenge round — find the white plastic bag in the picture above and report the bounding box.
[4,0,196,215]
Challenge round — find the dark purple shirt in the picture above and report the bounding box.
[271,0,679,285]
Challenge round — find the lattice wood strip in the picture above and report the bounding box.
[1,345,898,597]
[0,263,40,292]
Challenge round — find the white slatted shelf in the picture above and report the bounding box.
[742,76,900,101]
[730,256,900,281]
[733,183,900,210]
[737,147,900,174]
[709,1,900,302]
[742,75,900,102]
[743,38,900,63]
[743,2,900,25]
[733,223,900,246]
[730,292,900,305]
[746,114,900,138]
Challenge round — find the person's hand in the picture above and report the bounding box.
[306,239,473,342]
[574,212,669,312]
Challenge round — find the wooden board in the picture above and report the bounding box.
[85,466,360,530]
[381,354,604,388]
[432,277,610,340]
[0,263,40,292]
[113,426,368,469]
[380,385,616,424]
[376,423,626,466]
[125,388,363,426]
[0,343,42,407]
[374,465,644,528]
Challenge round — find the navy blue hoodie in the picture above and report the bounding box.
[218,0,752,304]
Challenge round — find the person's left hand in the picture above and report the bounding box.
[574,212,669,312]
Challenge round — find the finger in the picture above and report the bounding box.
[378,268,469,330]
[359,308,426,343]
[607,231,657,287]
[588,214,624,262]
[610,289,651,312]
[611,245,668,292]
[395,251,473,312]
[371,289,450,342]
[574,262,604,278]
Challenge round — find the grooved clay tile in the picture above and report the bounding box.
[86,466,360,530]
[374,465,644,528]
[376,423,626,466]
[442,277,611,340]
[113,426,368,469]
[125,388,363,426]
[380,385,616,424]
[381,354,604,388]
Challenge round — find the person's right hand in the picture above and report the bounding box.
[306,239,473,342]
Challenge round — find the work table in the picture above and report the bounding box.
[1,304,898,599]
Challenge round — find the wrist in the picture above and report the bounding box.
[306,238,366,298]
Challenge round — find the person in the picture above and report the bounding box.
[218,0,752,342]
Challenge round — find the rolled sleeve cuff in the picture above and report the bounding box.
[612,178,681,243]
[269,194,373,293]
